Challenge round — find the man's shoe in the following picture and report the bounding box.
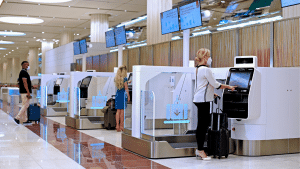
[14,118,20,124]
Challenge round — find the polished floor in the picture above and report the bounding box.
[1,109,300,169]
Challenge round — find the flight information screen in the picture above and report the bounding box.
[115,26,127,46]
[73,41,80,55]
[105,30,116,48]
[281,0,300,7]
[79,39,87,54]
[229,72,251,89]
[179,1,202,30]
[160,8,180,35]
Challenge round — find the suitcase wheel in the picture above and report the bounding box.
[225,154,228,158]
[218,155,221,159]
[107,123,111,130]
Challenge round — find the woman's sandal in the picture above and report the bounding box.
[196,150,211,160]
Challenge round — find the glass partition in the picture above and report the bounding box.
[140,72,193,138]
[57,88,70,103]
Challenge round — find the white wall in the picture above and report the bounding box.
[45,42,109,74]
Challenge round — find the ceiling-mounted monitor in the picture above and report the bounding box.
[79,39,87,54]
[179,0,202,30]
[160,8,180,35]
[105,30,116,48]
[281,0,300,8]
[73,41,80,55]
[115,26,127,46]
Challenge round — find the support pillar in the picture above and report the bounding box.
[0,61,3,84]
[2,58,7,84]
[147,0,172,45]
[90,14,109,43]
[41,41,54,74]
[60,30,74,46]
[28,47,39,76]
[7,58,13,84]
[82,54,87,72]
[118,45,123,67]
[12,57,21,85]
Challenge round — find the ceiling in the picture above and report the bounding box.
[0,0,152,59]
[0,0,281,60]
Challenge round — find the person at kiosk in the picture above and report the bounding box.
[114,65,130,132]
[193,48,236,160]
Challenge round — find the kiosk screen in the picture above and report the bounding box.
[229,72,251,88]
[81,78,91,86]
[55,78,63,85]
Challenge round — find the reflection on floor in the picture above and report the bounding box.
[0,109,169,169]
[1,108,300,169]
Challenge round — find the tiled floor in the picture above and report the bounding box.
[1,108,300,169]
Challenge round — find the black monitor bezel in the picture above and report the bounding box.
[160,7,180,35]
[105,29,116,48]
[115,25,127,46]
[179,0,203,31]
[80,76,92,87]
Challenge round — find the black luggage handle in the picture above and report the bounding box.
[211,96,222,131]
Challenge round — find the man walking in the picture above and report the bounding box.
[14,61,32,124]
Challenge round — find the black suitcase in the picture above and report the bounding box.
[104,107,116,130]
[207,97,229,159]
[27,104,41,122]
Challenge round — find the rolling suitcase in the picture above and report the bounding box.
[104,107,116,130]
[27,103,41,122]
[207,96,229,159]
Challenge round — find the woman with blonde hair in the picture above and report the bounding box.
[114,65,130,132]
[193,48,236,160]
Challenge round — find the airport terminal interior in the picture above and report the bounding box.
[1,0,300,169]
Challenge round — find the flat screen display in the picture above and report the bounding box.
[281,0,300,7]
[81,78,91,86]
[115,26,127,46]
[73,41,80,55]
[79,39,87,54]
[179,1,202,30]
[105,30,116,48]
[229,72,251,89]
[160,8,180,35]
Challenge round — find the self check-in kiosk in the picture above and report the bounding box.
[225,56,300,156]
[66,72,116,130]
[40,74,70,117]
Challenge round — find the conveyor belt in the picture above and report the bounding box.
[169,142,197,149]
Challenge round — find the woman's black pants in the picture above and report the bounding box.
[194,102,211,150]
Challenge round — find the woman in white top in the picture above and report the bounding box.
[193,48,236,160]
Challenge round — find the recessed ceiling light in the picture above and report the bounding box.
[3,36,6,37]
[26,41,29,43]
[0,48,6,50]
[43,39,46,40]
[33,37,36,38]
[23,0,72,3]
[0,31,26,36]
[12,50,14,51]
[0,0,3,6]
[76,34,79,35]
[42,32,44,34]
[221,1,225,3]
[0,41,14,44]
[9,52,11,53]
[6,54,8,55]
[0,17,44,24]
[16,47,19,49]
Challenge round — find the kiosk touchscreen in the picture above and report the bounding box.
[54,78,63,95]
[223,68,254,119]
[80,76,92,99]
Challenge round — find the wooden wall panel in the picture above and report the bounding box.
[86,56,93,70]
[170,40,183,66]
[128,48,140,72]
[140,45,154,65]
[92,55,100,72]
[76,59,82,71]
[153,42,170,66]
[107,52,117,72]
[274,18,300,67]
[211,30,237,67]
[189,34,211,60]
[122,50,129,69]
[239,24,271,67]
[99,54,108,72]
